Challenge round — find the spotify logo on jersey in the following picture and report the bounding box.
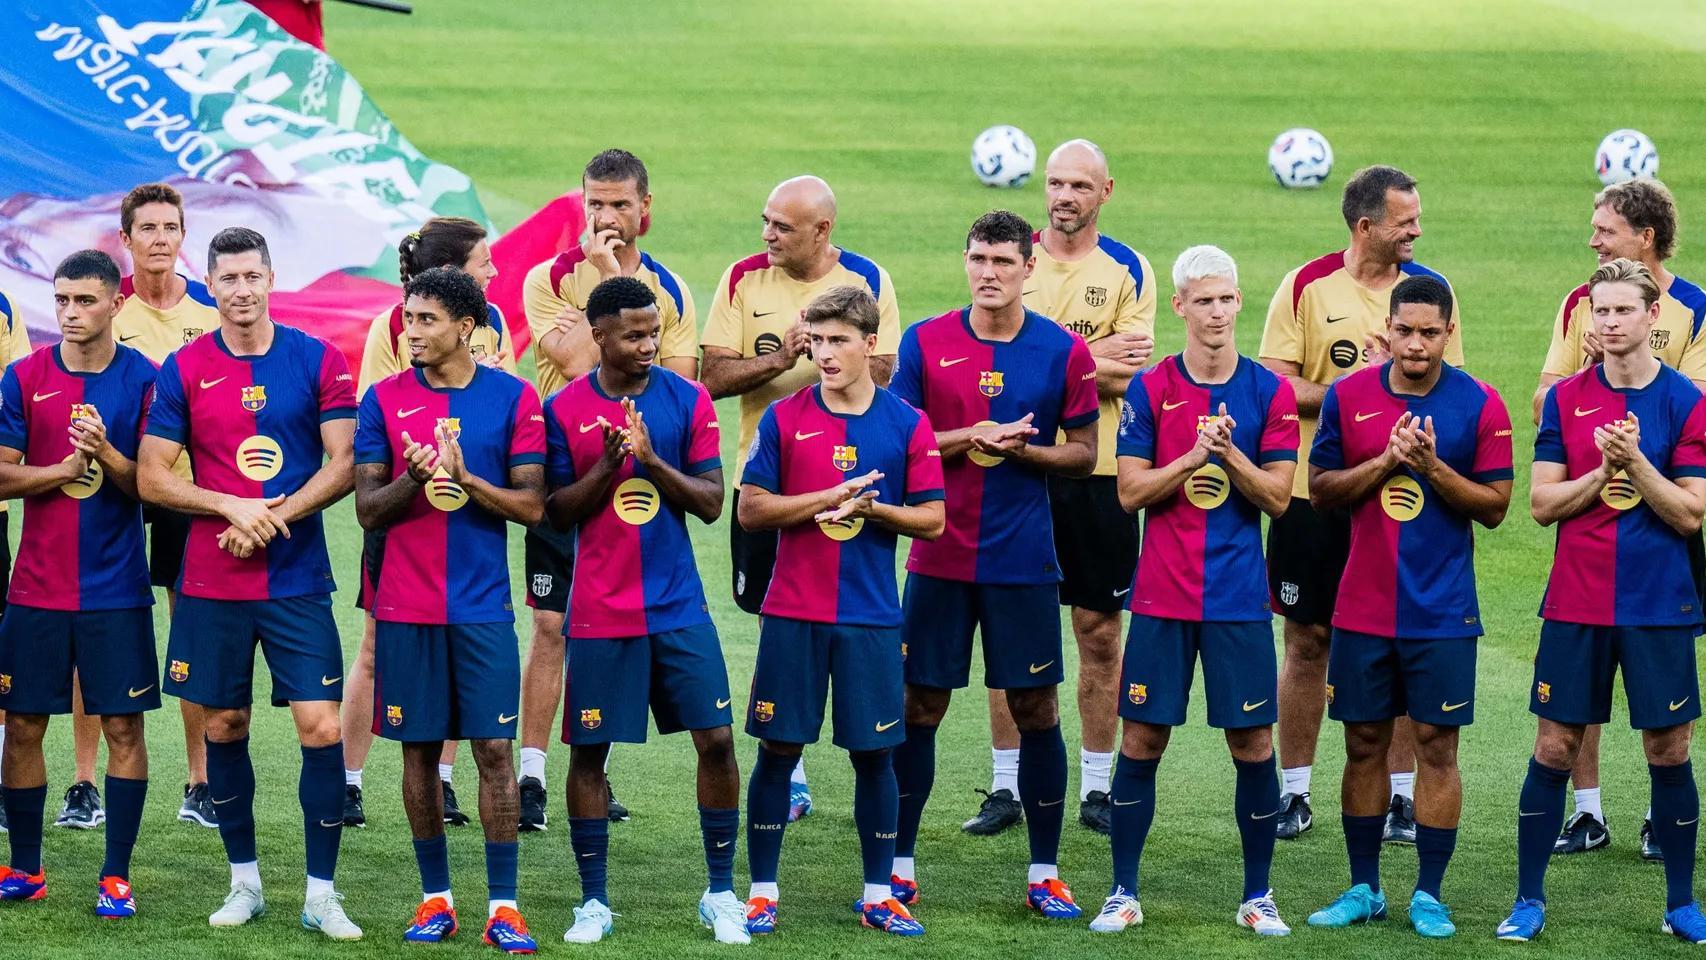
[818,516,865,541]
[62,454,103,499]
[236,435,284,482]
[1381,475,1425,522]
[1185,464,1229,510]
[614,477,661,525]
[425,467,468,512]
[1600,470,1642,511]
[754,333,783,356]
[1330,339,1359,369]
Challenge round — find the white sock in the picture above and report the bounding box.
[425,890,453,908]
[790,758,807,786]
[344,768,363,788]
[1027,863,1058,884]
[0,725,7,767]
[1281,765,1312,797]
[1390,771,1415,802]
[749,881,779,901]
[306,876,335,900]
[489,898,517,918]
[438,763,455,785]
[992,748,1021,798]
[1573,787,1603,821]
[519,747,547,783]
[1647,805,1654,821]
[863,882,890,906]
[603,747,612,774]
[230,860,262,890]
[891,856,915,881]
[1080,749,1114,799]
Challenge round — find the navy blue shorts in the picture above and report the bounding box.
[1118,616,1276,729]
[0,606,159,716]
[901,573,1063,690]
[164,595,344,708]
[1531,622,1702,730]
[745,617,905,752]
[563,623,733,744]
[373,622,520,742]
[1327,629,1478,727]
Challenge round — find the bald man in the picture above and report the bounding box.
[965,140,1157,840]
[701,176,902,818]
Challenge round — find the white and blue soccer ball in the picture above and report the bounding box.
[1267,128,1334,189]
[971,125,1036,188]
[1596,129,1659,186]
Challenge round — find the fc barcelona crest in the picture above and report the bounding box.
[1652,329,1672,351]
[978,370,1004,398]
[1128,683,1147,705]
[69,403,97,423]
[241,385,267,412]
[1084,285,1108,308]
[531,574,554,598]
[754,700,775,723]
[0,673,10,695]
[386,704,403,727]
[832,444,858,472]
[580,708,602,730]
[169,660,190,683]
[1537,682,1551,704]
[437,417,462,441]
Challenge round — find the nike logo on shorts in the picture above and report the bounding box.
[1441,701,1470,712]
[1672,698,1691,712]
[322,676,341,686]
[1242,699,1268,712]
[128,685,154,698]
[875,719,900,733]
[498,714,517,724]
[716,698,732,709]
[1028,661,1054,674]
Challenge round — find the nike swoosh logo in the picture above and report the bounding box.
[794,430,824,441]
[321,675,341,686]
[716,698,732,709]
[1113,587,1132,598]
[199,377,227,389]
[119,334,142,342]
[875,719,900,732]
[1441,701,1470,712]
[938,357,969,368]
[1242,699,1269,712]
[319,819,343,828]
[1161,400,1188,411]
[397,405,426,418]
[1680,817,1700,826]
[716,840,731,848]
[579,421,601,433]
[31,391,60,402]
[1672,698,1691,711]
[1249,809,1278,820]
[753,311,775,318]
[128,685,154,698]
[1028,661,1054,674]
[1326,315,1348,324]
[581,851,597,858]
[1038,798,1064,807]
[1112,798,1143,807]
[497,713,517,724]
[1574,406,1602,417]
[212,795,238,805]
[1354,411,1382,422]
[1518,810,1547,817]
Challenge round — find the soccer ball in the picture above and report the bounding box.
[1268,128,1333,189]
[1596,129,1659,186]
[971,125,1036,188]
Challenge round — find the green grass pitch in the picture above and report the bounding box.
[13,0,1706,956]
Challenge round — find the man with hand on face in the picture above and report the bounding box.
[354,267,546,953]
[1304,276,1512,939]
[887,210,1100,919]
[1090,246,1297,936]
[1260,165,1466,845]
[137,227,361,939]
[736,286,944,939]
[968,139,1155,839]
[543,277,744,946]
[702,175,902,819]
[0,251,159,918]
[520,149,696,829]
[1533,179,1706,859]
[1500,258,1706,946]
